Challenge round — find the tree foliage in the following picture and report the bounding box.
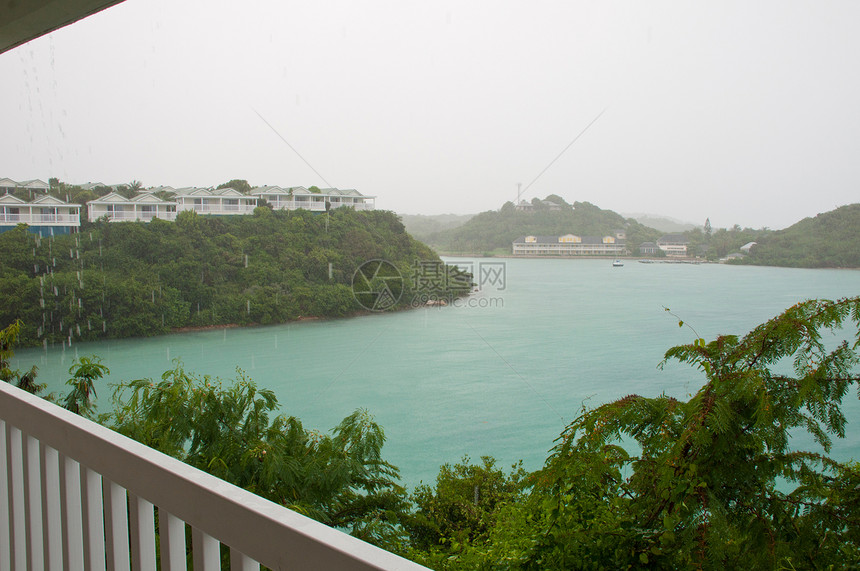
[403,456,528,568]
[101,363,407,548]
[63,356,109,418]
[743,204,860,268]
[216,179,252,194]
[0,320,42,394]
[0,209,464,346]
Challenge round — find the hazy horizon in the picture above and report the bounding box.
[3,1,859,231]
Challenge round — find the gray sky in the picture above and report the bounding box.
[3,0,859,229]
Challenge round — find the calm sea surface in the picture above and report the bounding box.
[12,258,860,489]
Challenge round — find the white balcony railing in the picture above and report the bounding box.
[0,213,80,225]
[182,204,258,215]
[0,381,427,570]
[266,201,375,212]
[88,211,178,223]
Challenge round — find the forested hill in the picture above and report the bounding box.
[424,195,662,254]
[743,203,860,268]
[0,208,453,346]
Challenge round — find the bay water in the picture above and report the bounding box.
[12,258,860,489]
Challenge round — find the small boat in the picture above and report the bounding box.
[612,260,624,267]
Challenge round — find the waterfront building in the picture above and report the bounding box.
[513,234,627,256]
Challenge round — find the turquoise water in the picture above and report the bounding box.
[12,259,860,489]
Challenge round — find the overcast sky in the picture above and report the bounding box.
[2,1,859,229]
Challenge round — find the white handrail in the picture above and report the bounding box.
[0,382,426,570]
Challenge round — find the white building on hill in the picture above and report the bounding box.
[0,193,80,236]
[86,192,177,222]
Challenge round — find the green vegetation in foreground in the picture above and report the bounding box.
[0,207,468,346]
[424,196,661,255]
[738,203,860,268]
[3,296,860,568]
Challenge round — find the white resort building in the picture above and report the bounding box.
[250,186,376,212]
[171,188,259,216]
[86,192,178,222]
[0,177,50,197]
[1,176,378,232]
[656,234,690,257]
[513,234,627,256]
[83,186,375,223]
[0,192,81,236]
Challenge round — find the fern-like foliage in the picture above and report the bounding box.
[103,361,407,549]
[532,297,860,569]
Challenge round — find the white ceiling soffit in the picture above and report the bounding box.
[1,0,127,54]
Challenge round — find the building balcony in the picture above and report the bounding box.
[1,381,426,570]
[89,211,178,223]
[267,201,375,212]
[179,204,258,215]
[0,213,80,226]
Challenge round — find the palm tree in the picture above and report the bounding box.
[63,356,109,417]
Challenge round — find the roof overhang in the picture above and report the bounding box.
[1,0,127,54]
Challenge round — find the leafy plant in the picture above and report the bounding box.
[63,356,109,417]
[0,319,43,394]
[525,296,860,568]
[103,363,407,550]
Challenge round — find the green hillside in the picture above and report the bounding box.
[399,213,475,242]
[426,196,662,254]
[744,204,860,268]
[0,208,464,346]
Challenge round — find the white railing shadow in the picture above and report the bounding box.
[1,382,426,570]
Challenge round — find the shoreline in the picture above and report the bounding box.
[170,315,323,334]
[437,254,860,269]
[440,253,706,262]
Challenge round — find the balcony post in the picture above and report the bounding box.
[103,480,131,571]
[159,510,186,571]
[231,551,259,571]
[1,420,11,571]
[26,434,45,569]
[9,425,26,570]
[41,444,63,570]
[128,494,157,571]
[84,467,107,570]
[61,454,85,571]
[192,527,220,570]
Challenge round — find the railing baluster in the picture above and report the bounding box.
[103,480,131,571]
[192,528,221,570]
[41,444,63,571]
[0,420,11,571]
[25,433,45,570]
[159,510,187,570]
[129,493,157,571]
[84,467,107,571]
[8,426,26,570]
[230,551,260,571]
[61,454,85,571]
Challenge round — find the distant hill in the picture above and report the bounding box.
[743,204,860,268]
[425,196,662,254]
[399,213,475,241]
[624,213,699,233]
